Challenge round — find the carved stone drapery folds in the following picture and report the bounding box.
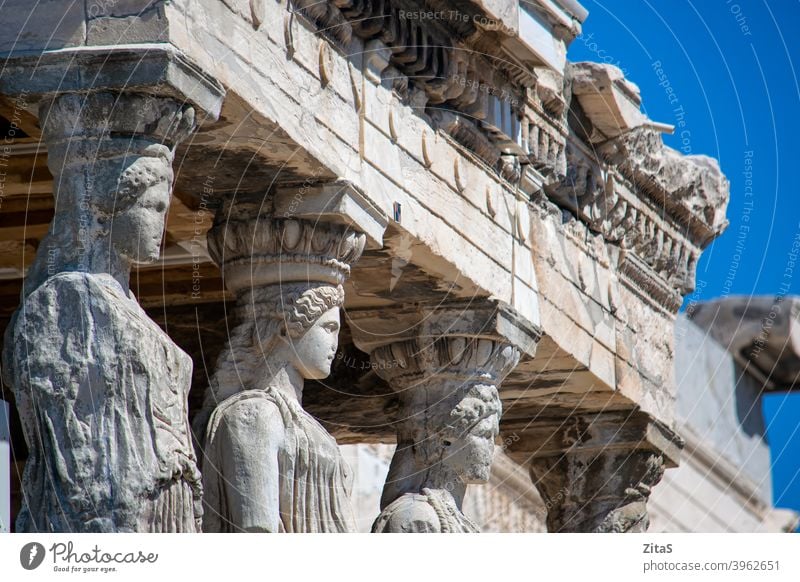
[196,185,386,533]
[2,91,202,532]
[505,411,682,533]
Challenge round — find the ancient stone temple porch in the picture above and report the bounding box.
[0,0,740,533]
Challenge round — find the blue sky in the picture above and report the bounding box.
[567,0,800,526]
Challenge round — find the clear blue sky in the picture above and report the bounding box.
[567,0,800,526]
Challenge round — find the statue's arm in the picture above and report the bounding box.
[214,399,285,533]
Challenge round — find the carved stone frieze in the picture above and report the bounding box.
[538,64,730,312]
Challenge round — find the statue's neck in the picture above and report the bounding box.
[263,364,305,403]
[420,466,467,509]
[381,446,467,510]
[29,232,132,297]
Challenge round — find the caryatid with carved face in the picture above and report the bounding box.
[371,337,518,533]
[197,210,364,532]
[3,92,203,532]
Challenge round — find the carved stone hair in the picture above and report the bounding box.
[442,384,501,441]
[101,149,174,216]
[203,282,344,411]
[244,283,345,342]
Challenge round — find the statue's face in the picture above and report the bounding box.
[289,307,340,380]
[446,414,498,484]
[111,162,171,264]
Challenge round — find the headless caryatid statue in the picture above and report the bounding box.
[196,204,364,532]
[370,338,518,533]
[2,93,202,532]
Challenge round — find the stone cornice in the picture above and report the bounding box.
[597,127,730,249]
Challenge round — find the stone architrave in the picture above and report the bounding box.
[2,92,202,532]
[505,411,682,533]
[196,188,386,533]
[369,336,520,533]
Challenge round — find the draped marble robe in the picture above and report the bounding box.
[201,388,354,533]
[4,272,202,532]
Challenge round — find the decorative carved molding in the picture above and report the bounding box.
[207,201,366,292]
[371,336,520,387]
[597,127,730,247]
[533,63,730,313]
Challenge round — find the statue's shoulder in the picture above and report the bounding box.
[372,493,441,533]
[206,391,286,446]
[17,272,131,325]
[25,271,121,298]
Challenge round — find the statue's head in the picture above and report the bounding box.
[226,282,346,383]
[26,93,193,291]
[107,147,174,264]
[437,384,501,483]
[270,285,344,380]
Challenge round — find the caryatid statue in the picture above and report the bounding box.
[2,92,202,532]
[370,337,519,533]
[196,201,367,532]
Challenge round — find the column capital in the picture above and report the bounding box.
[347,299,542,358]
[207,181,387,294]
[504,410,683,533]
